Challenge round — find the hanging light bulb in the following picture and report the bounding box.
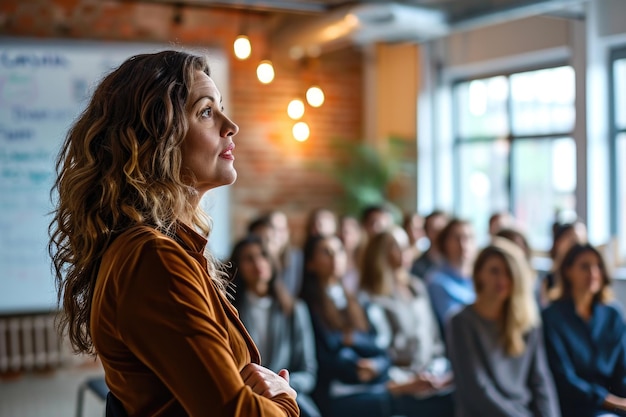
[257,60,275,84]
[287,99,305,120]
[306,85,325,107]
[233,35,251,60]
[293,122,310,142]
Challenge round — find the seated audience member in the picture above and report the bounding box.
[300,234,454,417]
[495,228,532,261]
[426,218,476,330]
[338,214,364,295]
[304,207,338,243]
[229,235,321,417]
[496,227,542,304]
[488,211,514,237]
[542,243,626,417]
[360,204,395,240]
[359,226,455,412]
[447,239,561,417]
[267,209,304,297]
[543,220,588,294]
[403,211,426,265]
[248,215,279,256]
[411,210,449,279]
[248,214,295,311]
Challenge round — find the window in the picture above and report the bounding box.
[610,48,626,264]
[453,66,576,250]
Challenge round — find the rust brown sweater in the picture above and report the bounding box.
[91,223,299,417]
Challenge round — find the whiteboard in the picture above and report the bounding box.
[0,39,232,314]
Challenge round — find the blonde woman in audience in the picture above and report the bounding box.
[360,226,454,415]
[447,238,560,417]
[300,234,453,417]
[229,235,320,417]
[543,243,626,417]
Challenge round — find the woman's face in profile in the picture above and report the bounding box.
[181,71,239,194]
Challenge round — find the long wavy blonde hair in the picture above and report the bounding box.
[473,238,539,356]
[49,50,224,354]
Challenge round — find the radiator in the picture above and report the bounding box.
[0,313,65,373]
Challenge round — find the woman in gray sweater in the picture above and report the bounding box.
[446,238,560,417]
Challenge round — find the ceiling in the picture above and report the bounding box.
[158,0,586,21]
[146,0,587,56]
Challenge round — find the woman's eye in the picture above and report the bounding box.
[200,107,212,118]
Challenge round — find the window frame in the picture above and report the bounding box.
[451,62,574,249]
[609,46,626,262]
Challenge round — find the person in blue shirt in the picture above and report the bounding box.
[542,243,626,417]
[426,218,477,332]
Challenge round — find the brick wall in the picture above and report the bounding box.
[0,0,365,246]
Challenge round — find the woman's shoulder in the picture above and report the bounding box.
[448,304,473,327]
[599,301,626,323]
[109,224,172,251]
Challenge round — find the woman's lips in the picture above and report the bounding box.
[219,143,235,160]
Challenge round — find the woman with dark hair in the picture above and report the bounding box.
[301,234,448,417]
[447,238,560,417]
[543,243,626,417]
[228,235,320,417]
[425,218,477,331]
[48,50,297,416]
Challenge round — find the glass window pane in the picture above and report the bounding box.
[510,66,575,136]
[457,140,510,246]
[456,76,509,138]
[617,134,626,262]
[511,137,576,251]
[615,58,626,129]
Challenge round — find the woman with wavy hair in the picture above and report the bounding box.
[543,243,626,417]
[446,238,560,417]
[48,50,297,417]
[359,226,454,415]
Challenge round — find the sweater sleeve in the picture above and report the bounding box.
[446,310,528,417]
[116,238,298,417]
[542,308,609,408]
[526,327,562,417]
[287,302,318,394]
[428,280,457,329]
[311,312,390,384]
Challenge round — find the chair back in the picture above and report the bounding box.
[105,392,128,417]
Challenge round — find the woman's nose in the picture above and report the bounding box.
[222,115,239,137]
